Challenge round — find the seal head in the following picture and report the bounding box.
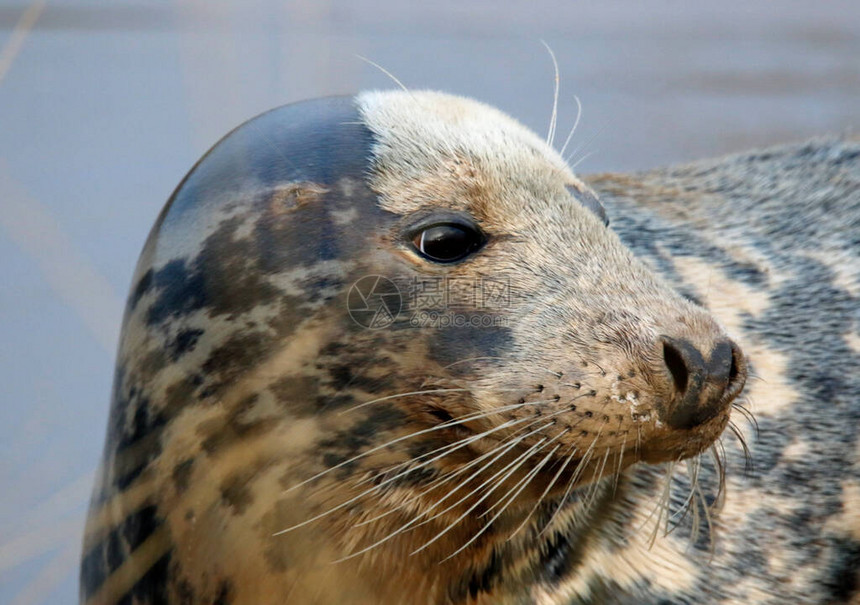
[81,91,746,604]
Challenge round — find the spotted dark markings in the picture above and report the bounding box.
[315,393,355,412]
[161,216,285,324]
[141,260,206,326]
[741,256,859,481]
[116,552,171,605]
[80,537,110,597]
[162,96,375,228]
[129,267,154,311]
[254,193,341,269]
[325,363,393,394]
[220,469,257,515]
[318,405,406,474]
[172,458,194,494]
[608,216,768,306]
[115,464,149,496]
[533,485,621,586]
[169,328,204,361]
[310,340,398,412]
[389,466,437,488]
[123,506,160,550]
[140,205,333,335]
[198,410,278,457]
[138,348,168,379]
[449,547,507,602]
[176,579,196,604]
[428,324,514,370]
[113,384,158,452]
[301,274,345,303]
[165,375,200,411]
[583,140,860,603]
[541,529,578,585]
[80,506,164,599]
[200,331,270,395]
[213,579,233,605]
[269,375,326,417]
[84,97,395,602]
[728,261,768,287]
[822,537,860,602]
[326,364,361,392]
[469,549,504,598]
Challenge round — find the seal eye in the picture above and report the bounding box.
[411,223,484,263]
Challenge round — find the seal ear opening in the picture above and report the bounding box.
[565,185,609,226]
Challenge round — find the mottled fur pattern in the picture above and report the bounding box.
[80,91,859,604]
[579,140,860,603]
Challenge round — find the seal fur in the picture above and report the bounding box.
[80,91,858,604]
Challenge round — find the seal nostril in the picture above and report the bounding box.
[660,336,718,430]
[663,340,689,395]
[725,340,747,396]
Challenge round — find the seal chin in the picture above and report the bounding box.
[639,409,733,465]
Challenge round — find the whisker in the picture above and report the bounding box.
[566,125,604,166]
[409,434,552,556]
[343,414,568,557]
[727,420,754,474]
[444,442,562,561]
[480,429,567,517]
[570,151,595,170]
[409,422,557,526]
[533,365,564,378]
[333,431,535,561]
[409,411,574,528]
[559,95,583,158]
[353,415,544,526]
[688,457,703,543]
[732,402,759,437]
[355,55,410,93]
[351,415,524,499]
[667,457,699,534]
[540,435,600,535]
[283,400,559,498]
[282,404,567,535]
[645,460,675,547]
[611,437,627,495]
[540,40,560,147]
[507,438,576,540]
[355,438,515,527]
[583,443,610,510]
[351,403,553,491]
[340,388,469,415]
[694,470,717,558]
[710,443,727,513]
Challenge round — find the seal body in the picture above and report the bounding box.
[79,91,858,604]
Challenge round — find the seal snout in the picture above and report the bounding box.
[659,336,747,430]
